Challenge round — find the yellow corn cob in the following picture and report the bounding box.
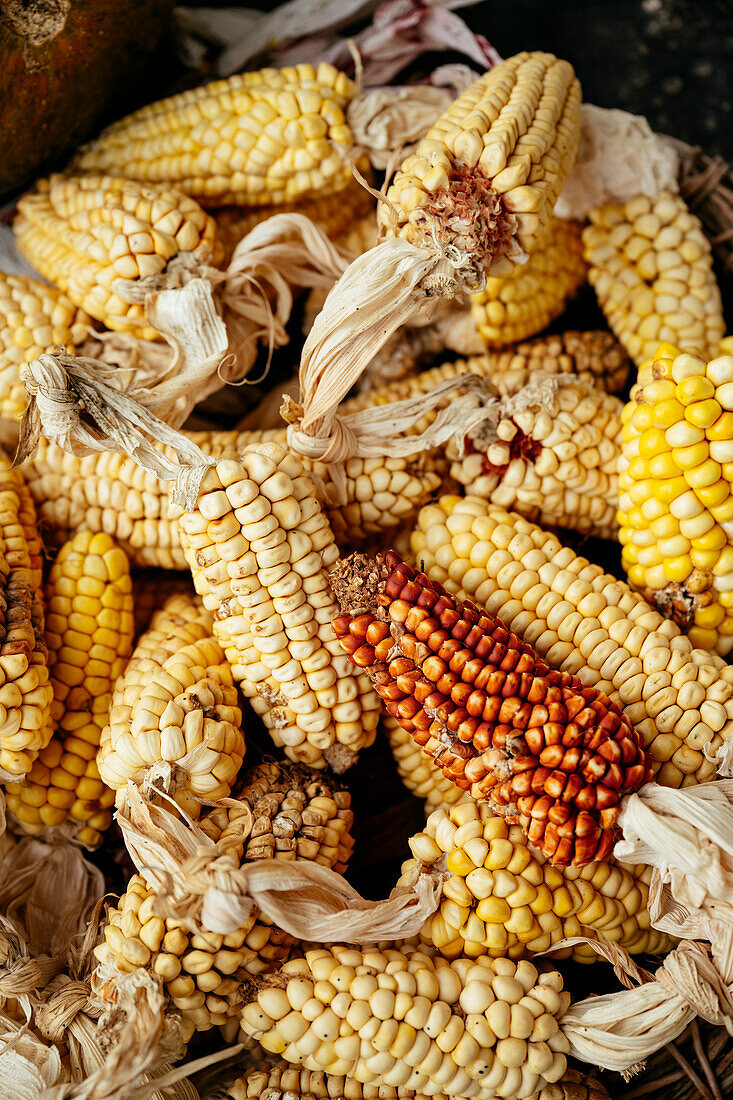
[583,191,725,366]
[385,715,464,813]
[346,357,623,539]
[383,53,581,274]
[447,376,621,539]
[216,179,376,262]
[74,64,357,207]
[98,591,245,813]
[411,494,733,787]
[23,428,441,569]
[4,532,134,847]
[619,343,733,656]
[94,761,355,1040]
[402,797,673,963]
[179,443,381,770]
[14,174,220,339]
[239,945,570,1096]
[0,273,92,424]
[0,456,53,779]
[470,220,587,347]
[224,1061,610,1100]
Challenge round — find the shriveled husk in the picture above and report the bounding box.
[0,833,200,1100]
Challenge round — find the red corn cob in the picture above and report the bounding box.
[331,551,651,866]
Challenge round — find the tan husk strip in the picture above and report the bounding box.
[115,782,446,943]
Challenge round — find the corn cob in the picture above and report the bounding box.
[346,363,622,540]
[583,191,725,366]
[74,64,357,208]
[224,1061,611,1100]
[239,944,570,1096]
[0,273,92,424]
[448,375,622,539]
[4,532,134,847]
[411,495,733,787]
[385,715,464,814]
[470,220,586,347]
[179,444,381,770]
[0,456,53,779]
[94,761,355,1041]
[332,550,650,866]
[98,591,245,813]
[24,429,441,569]
[618,344,733,656]
[486,331,630,394]
[216,179,375,262]
[402,796,673,962]
[14,174,220,339]
[382,53,582,276]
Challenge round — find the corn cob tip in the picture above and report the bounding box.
[332,550,652,866]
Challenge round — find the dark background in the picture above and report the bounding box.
[170,0,733,160]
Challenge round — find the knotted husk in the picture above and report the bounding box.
[114,782,446,944]
[20,212,351,434]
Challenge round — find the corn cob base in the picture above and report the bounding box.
[94,762,354,1041]
[402,797,673,962]
[332,550,650,866]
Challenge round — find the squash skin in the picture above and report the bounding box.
[0,0,175,200]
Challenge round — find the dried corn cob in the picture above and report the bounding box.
[216,179,375,262]
[583,191,725,366]
[411,495,733,787]
[14,175,220,339]
[94,761,354,1040]
[448,375,622,539]
[0,456,53,780]
[346,362,622,539]
[0,273,92,424]
[383,53,581,275]
[332,550,650,866]
[402,796,672,962]
[619,344,733,656]
[4,532,134,847]
[225,1064,611,1100]
[385,715,464,814]
[179,444,380,770]
[239,945,570,1097]
[98,591,245,813]
[24,428,441,569]
[74,64,357,207]
[470,220,586,347]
